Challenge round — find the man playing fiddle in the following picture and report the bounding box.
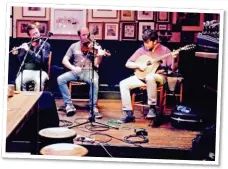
[57,27,106,117]
[12,23,51,91]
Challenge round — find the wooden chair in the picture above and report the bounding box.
[47,51,52,79]
[44,51,52,90]
[163,76,184,113]
[131,85,165,115]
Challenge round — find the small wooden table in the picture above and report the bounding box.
[6,91,43,153]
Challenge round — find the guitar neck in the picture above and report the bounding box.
[153,49,180,63]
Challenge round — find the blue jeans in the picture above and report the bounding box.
[57,69,99,108]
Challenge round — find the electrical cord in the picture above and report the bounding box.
[84,124,110,132]
[74,117,88,124]
[89,133,112,143]
[89,132,143,147]
[96,141,113,157]
[73,118,110,132]
[124,134,149,144]
[59,120,73,127]
[74,136,113,157]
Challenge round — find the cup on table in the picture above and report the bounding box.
[8,84,15,97]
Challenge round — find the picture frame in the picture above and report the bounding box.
[172,12,204,31]
[156,23,172,31]
[92,9,118,18]
[157,23,168,30]
[156,12,170,23]
[138,21,155,41]
[121,22,137,40]
[104,23,119,40]
[50,8,86,35]
[120,10,135,21]
[137,11,154,20]
[22,7,46,17]
[16,20,49,37]
[88,22,103,40]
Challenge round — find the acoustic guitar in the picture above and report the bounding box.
[134,44,196,79]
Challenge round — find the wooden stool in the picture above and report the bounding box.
[163,77,184,113]
[40,143,88,156]
[131,86,164,115]
[39,127,77,146]
[69,81,87,98]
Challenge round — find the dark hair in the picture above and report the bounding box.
[142,28,158,42]
[26,24,37,36]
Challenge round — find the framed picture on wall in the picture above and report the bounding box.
[172,12,204,31]
[92,9,118,18]
[156,12,170,23]
[104,23,119,40]
[16,20,48,37]
[137,11,154,20]
[22,7,46,17]
[138,22,155,40]
[157,24,168,30]
[120,10,135,21]
[88,22,103,40]
[156,23,171,31]
[50,9,86,35]
[121,22,137,40]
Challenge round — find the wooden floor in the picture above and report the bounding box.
[56,99,200,151]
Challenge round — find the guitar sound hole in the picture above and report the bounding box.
[147,61,152,66]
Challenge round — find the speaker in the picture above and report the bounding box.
[38,91,59,130]
[7,92,59,144]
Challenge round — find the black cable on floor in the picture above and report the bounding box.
[84,124,110,132]
[72,118,110,132]
[59,120,73,127]
[124,134,149,144]
[89,132,143,147]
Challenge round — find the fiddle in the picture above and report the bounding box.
[81,40,111,57]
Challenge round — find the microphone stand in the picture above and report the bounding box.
[15,38,33,91]
[69,33,118,130]
[35,32,52,91]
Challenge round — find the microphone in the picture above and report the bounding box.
[47,31,54,37]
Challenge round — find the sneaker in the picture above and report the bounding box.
[146,107,157,119]
[91,107,103,119]
[66,104,76,117]
[118,110,135,123]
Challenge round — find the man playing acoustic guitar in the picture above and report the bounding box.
[119,28,179,126]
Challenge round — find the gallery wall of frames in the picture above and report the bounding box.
[10,7,220,42]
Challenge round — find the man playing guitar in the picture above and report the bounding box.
[119,28,179,126]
